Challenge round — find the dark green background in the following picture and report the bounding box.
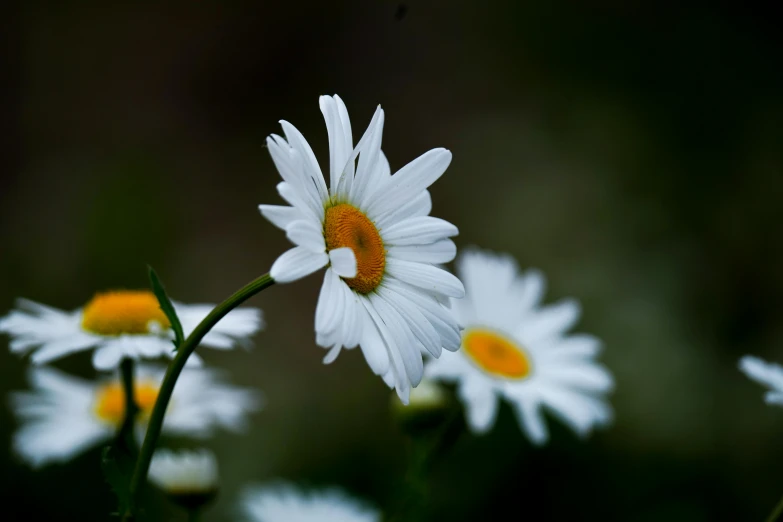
[1,2,782,520]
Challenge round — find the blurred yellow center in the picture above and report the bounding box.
[463,328,531,379]
[94,381,160,425]
[81,290,170,336]
[323,203,385,294]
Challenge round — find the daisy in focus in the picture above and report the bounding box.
[259,94,464,403]
[10,365,262,468]
[0,291,263,370]
[425,248,614,444]
[240,484,379,522]
[149,448,219,509]
[738,355,783,405]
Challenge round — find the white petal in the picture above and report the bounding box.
[279,120,329,201]
[382,216,458,246]
[286,220,326,253]
[315,269,342,333]
[357,302,390,376]
[539,386,612,436]
[92,343,125,370]
[379,289,441,358]
[270,247,328,283]
[520,299,581,341]
[258,204,302,231]
[350,107,386,208]
[365,148,452,218]
[276,181,322,223]
[387,240,457,264]
[513,396,548,445]
[518,268,546,311]
[338,283,362,349]
[359,298,411,403]
[319,95,354,192]
[740,356,783,392]
[374,190,431,229]
[368,293,423,387]
[385,258,465,299]
[323,344,342,364]
[459,378,499,434]
[329,247,358,278]
[542,364,614,393]
[381,277,462,351]
[28,335,99,365]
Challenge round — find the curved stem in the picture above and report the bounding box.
[123,273,275,520]
[766,494,783,522]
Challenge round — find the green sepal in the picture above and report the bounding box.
[147,265,185,350]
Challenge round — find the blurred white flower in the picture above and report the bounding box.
[0,291,263,369]
[739,355,783,405]
[259,94,464,403]
[10,365,262,468]
[240,484,379,522]
[149,448,219,501]
[425,248,614,444]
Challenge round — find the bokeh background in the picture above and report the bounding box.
[1,2,782,521]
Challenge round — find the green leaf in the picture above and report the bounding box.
[148,265,185,350]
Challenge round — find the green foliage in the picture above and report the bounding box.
[101,444,135,517]
[147,266,185,350]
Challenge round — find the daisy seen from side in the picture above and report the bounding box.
[10,364,262,468]
[425,248,614,444]
[259,94,464,403]
[0,291,263,370]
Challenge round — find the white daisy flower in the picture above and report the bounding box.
[10,365,262,468]
[259,94,464,403]
[240,484,379,522]
[0,291,263,370]
[739,355,783,405]
[425,248,614,444]
[149,448,219,509]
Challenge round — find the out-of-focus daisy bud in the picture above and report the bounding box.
[148,449,219,511]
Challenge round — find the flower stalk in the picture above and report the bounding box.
[118,358,139,451]
[122,273,274,520]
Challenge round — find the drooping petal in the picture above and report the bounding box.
[270,247,328,283]
[329,247,358,278]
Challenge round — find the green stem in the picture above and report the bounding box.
[188,508,201,522]
[766,494,783,522]
[387,409,464,522]
[118,358,139,452]
[123,273,275,520]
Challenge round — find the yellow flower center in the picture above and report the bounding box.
[93,380,160,426]
[463,328,532,379]
[81,290,170,336]
[323,203,385,294]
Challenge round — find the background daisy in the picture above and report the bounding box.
[260,95,464,403]
[240,483,379,522]
[0,292,263,369]
[739,356,783,405]
[425,248,614,444]
[10,365,262,468]
[148,448,219,504]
